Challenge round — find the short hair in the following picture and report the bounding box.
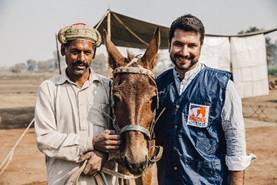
[169,14,205,45]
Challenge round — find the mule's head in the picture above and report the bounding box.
[104,28,160,174]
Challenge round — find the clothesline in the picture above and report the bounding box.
[206,27,277,38]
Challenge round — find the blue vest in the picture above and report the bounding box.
[155,66,232,185]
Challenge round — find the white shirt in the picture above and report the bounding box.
[35,69,113,185]
[173,63,255,171]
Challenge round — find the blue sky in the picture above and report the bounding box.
[0,0,276,67]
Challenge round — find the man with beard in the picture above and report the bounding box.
[35,23,120,185]
[155,15,255,185]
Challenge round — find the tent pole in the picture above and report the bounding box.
[95,9,110,29]
[107,10,113,78]
[55,34,62,75]
[107,10,111,40]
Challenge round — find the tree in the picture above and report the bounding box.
[26,59,37,71]
[10,63,27,73]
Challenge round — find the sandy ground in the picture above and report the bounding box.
[0,121,276,185]
[0,73,276,185]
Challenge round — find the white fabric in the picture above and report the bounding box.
[231,34,269,98]
[199,37,231,71]
[174,64,255,171]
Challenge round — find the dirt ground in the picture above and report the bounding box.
[0,73,276,185]
[0,122,276,185]
[242,76,277,123]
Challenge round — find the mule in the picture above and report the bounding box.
[103,28,162,185]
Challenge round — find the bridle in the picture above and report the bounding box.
[65,58,164,185]
[111,57,164,175]
[111,57,159,141]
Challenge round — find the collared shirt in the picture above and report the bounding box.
[35,68,112,185]
[173,63,255,171]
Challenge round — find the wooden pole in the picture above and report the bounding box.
[107,10,111,40]
[55,34,62,74]
[107,10,113,78]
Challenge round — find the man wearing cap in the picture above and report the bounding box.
[35,23,120,185]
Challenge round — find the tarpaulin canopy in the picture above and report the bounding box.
[94,9,277,49]
[94,10,170,49]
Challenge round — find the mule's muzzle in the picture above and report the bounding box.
[123,157,148,175]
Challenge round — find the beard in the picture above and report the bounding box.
[170,53,198,71]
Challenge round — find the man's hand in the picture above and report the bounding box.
[80,151,105,176]
[93,130,120,153]
[229,171,245,185]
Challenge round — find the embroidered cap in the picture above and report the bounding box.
[57,23,102,47]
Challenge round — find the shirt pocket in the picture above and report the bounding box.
[88,103,111,135]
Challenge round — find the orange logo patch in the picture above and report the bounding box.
[187,103,209,128]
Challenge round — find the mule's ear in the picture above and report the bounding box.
[141,27,160,70]
[103,30,126,69]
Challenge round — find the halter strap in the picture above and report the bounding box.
[119,124,151,139]
[113,66,155,80]
[111,57,159,139]
[113,57,155,80]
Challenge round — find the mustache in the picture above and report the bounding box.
[72,61,89,68]
[173,54,193,60]
[170,54,198,67]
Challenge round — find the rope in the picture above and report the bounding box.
[65,161,141,185]
[95,9,111,30]
[102,167,141,180]
[206,27,277,38]
[0,118,35,176]
[65,160,88,185]
[112,13,149,46]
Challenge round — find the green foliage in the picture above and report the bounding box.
[268,68,277,76]
[238,26,261,34]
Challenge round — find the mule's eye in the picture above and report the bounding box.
[113,94,121,105]
[151,96,157,111]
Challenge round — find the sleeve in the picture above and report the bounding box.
[34,81,93,163]
[221,80,256,171]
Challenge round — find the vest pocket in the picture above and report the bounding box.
[195,134,217,154]
[197,159,222,184]
[178,157,221,184]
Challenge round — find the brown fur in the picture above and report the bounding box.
[104,28,160,185]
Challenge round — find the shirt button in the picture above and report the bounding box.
[173,166,178,171]
[174,125,178,129]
